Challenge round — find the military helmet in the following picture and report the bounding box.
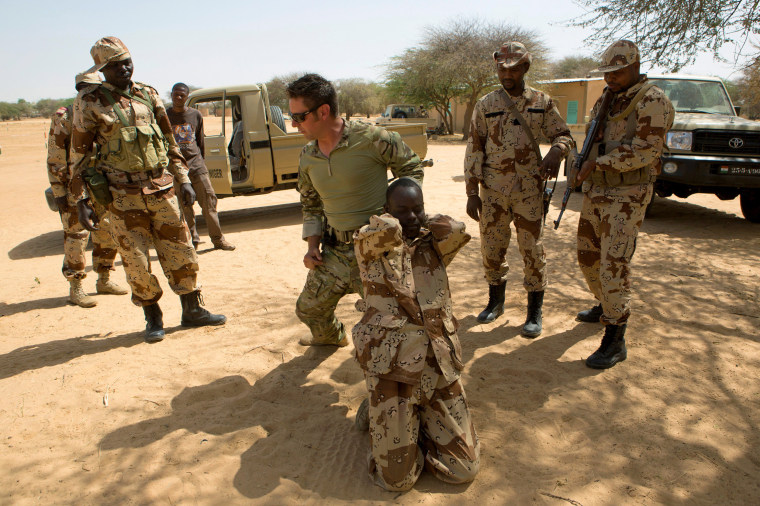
[593,40,640,73]
[85,36,131,73]
[493,41,532,69]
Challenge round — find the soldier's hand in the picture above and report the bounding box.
[76,199,99,231]
[303,244,323,269]
[540,146,562,179]
[54,196,68,211]
[180,183,196,206]
[466,195,482,222]
[576,160,596,184]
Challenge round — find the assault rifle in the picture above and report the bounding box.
[553,89,614,229]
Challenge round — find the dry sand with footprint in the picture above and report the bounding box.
[1,117,758,504]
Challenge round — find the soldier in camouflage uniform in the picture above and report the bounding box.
[47,72,128,308]
[70,37,226,342]
[464,42,574,337]
[575,40,674,369]
[353,178,479,492]
[287,74,424,347]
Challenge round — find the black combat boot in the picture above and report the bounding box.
[576,304,603,323]
[521,290,544,338]
[143,303,165,343]
[180,290,227,327]
[585,324,627,369]
[476,282,506,323]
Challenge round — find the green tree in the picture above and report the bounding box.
[552,55,599,79]
[335,78,384,119]
[733,54,760,118]
[570,0,760,71]
[0,102,21,121]
[265,72,308,112]
[386,18,549,137]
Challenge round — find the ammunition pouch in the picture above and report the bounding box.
[105,167,165,185]
[83,163,113,205]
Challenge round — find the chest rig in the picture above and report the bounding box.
[100,85,169,173]
[589,81,656,186]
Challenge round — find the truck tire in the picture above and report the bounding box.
[739,190,760,223]
[270,106,287,132]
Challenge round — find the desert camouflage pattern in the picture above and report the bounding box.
[588,78,675,177]
[594,39,640,73]
[107,191,199,306]
[298,120,423,238]
[69,81,190,202]
[578,77,674,325]
[295,241,363,345]
[353,214,478,491]
[47,108,118,280]
[365,355,479,491]
[464,86,574,287]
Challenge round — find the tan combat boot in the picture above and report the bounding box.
[96,271,128,295]
[69,279,97,308]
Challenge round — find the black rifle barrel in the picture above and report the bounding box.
[553,89,614,230]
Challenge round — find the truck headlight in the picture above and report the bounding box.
[666,131,692,151]
[662,162,678,174]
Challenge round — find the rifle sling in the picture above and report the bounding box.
[501,91,543,164]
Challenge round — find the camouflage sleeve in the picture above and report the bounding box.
[46,110,70,198]
[69,95,98,201]
[147,86,190,185]
[374,126,423,185]
[354,214,403,264]
[542,97,575,156]
[297,157,324,239]
[464,101,487,196]
[427,214,471,266]
[596,89,675,173]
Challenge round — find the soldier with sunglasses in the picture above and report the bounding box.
[286,73,424,348]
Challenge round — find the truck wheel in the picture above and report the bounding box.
[270,106,287,132]
[739,190,760,223]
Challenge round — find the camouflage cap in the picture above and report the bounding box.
[593,40,640,73]
[75,72,101,87]
[493,42,532,69]
[85,36,131,73]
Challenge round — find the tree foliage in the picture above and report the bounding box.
[571,0,760,71]
[335,79,384,119]
[733,53,760,118]
[265,72,308,112]
[551,55,599,79]
[0,97,73,121]
[385,18,548,136]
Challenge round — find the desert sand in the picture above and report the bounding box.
[1,117,758,505]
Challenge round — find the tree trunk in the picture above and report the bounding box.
[461,99,476,139]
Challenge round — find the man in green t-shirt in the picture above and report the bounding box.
[287,73,424,347]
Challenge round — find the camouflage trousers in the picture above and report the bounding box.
[365,349,479,492]
[479,184,546,290]
[174,172,226,245]
[577,183,652,325]
[295,241,363,345]
[59,197,118,280]
[107,189,199,307]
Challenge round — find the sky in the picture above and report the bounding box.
[0,0,754,102]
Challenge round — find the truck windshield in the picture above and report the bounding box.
[649,78,734,115]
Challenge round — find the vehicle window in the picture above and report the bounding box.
[192,98,234,136]
[650,79,734,115]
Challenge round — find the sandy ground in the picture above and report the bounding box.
[1,117,759,505]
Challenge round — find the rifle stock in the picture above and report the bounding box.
[553,89,614,229]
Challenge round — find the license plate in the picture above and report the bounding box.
[717,166,760,176]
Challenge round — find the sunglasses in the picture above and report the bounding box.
[290,104,322,123]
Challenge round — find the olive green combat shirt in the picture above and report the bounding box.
[297,120,424,239]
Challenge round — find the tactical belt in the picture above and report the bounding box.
[106,167,165,184]
[325,225,357,244]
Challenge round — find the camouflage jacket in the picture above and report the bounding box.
[464,86,574,197]
[591,77,674,176]
[69,81,190,201]
[298,120,423,239]
[352,213,471,385]
[47,106,73,199]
